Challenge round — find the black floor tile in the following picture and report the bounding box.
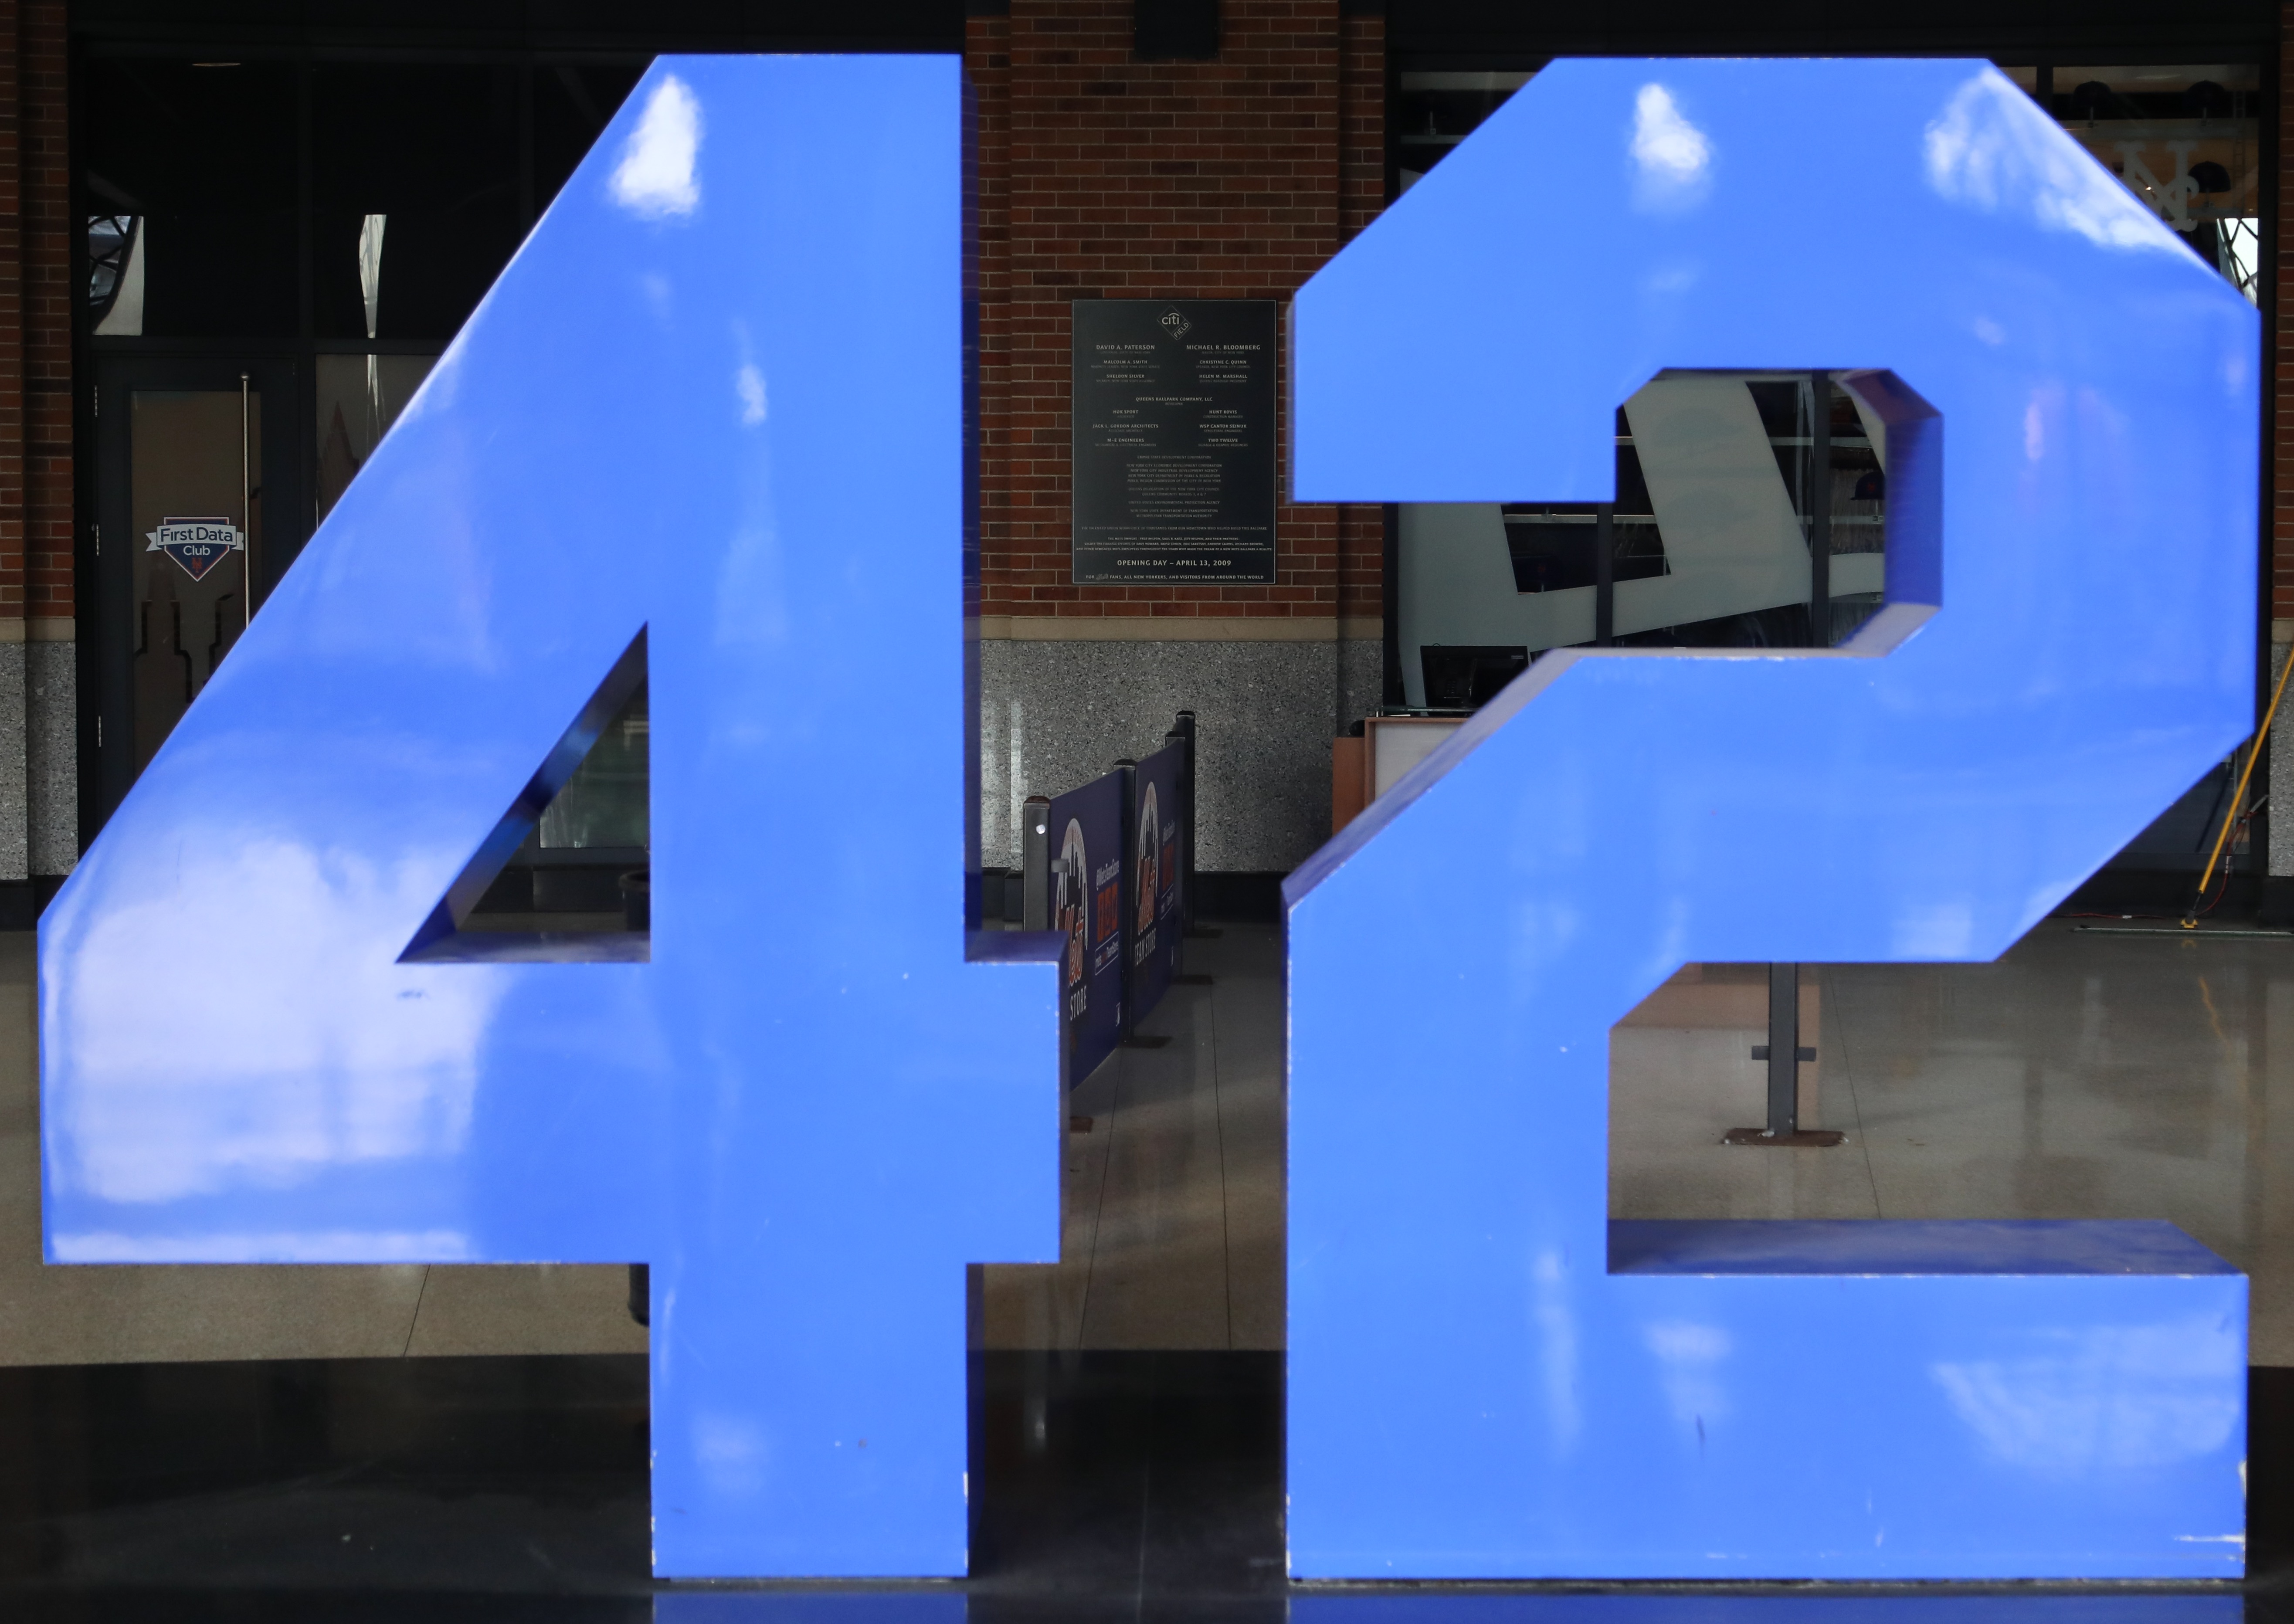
[0,1353,2281,1620]
[0,1354,652,1606]
[970,1350,1284,1605]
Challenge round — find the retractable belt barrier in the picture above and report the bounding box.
[1020,711,1196,1085]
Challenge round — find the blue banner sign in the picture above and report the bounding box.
[1127,741,1185,1026]
[1045,767,1125,1084]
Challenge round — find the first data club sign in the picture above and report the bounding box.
[146,516,244,583]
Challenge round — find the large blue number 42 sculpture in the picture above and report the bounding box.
[40,58,1059,1578]
[1287,61,2256,1578]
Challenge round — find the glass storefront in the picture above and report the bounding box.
[1402,372,1892,708]
[80,53,648,857]
[1391,58,2261,695]
[1385,55,2267,888]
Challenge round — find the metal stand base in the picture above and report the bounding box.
[1721,1127,1847,1149]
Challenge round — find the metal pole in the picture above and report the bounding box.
[240,373,253,631]
[1809,371,1830,647]
[1594,502,1615,647]
[1766,962,1799,1136]
[1114,758,1138,1044]
[1380,506,1402,706]
[1021,795,1051,930]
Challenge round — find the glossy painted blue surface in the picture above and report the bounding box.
[41,57,1060,1578]
[1286,60,2255,1579]
[1287,1601,2245,1624]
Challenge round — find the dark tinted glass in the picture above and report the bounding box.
[78,59,297,337]
[312,64,523,341]
[534,64,644,219]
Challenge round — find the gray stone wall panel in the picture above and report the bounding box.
[981,639,1381,875]
[27,641,75,878]
[0,644,24,882]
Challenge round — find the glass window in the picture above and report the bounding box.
[311,65,524,341]
[1400,372,1890,708]
[315,353,439,522]
[1388,58,2260,715]
[78,60,298,337]
[534,64,645,217]
[540,686,650,854]
[1394,68,1534,193]
[128,388,262,770]
[2049,64,2262,302]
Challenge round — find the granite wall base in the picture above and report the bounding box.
[28,638,74,881]
[980,638,1384,876]
[0,643,24,883]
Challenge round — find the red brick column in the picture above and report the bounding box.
[970,0,1383,631]
[22,0,65,635]
[0,2,25,634]
[1335,6,1384,634]
[971,10,1013,624]
[0,0,67,638]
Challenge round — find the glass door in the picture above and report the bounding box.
[91,356,302,825]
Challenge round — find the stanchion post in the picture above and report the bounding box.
[1765,962,1798,1136]
[1175,710,1197,935]
[1021,795,1051,931]
[1164,723,1188,972]
[1114,759,1138,1043]
[1723,961,1842,1148]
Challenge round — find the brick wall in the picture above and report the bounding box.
[22,0,66,632]
[0,4,24,631]
[970,0,1384,630]
[0,0,68,636]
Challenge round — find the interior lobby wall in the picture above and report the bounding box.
[967,0,1389,874]
[978,631,1382,874]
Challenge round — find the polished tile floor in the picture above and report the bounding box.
[988,915,2294,1360]
[1609,924,2294,1362]
[6,915,2294,1614]
[0,936,646,1366]
[15,916,2293,1362]
[0,1347,2288,1618]
[980,923,1284,1351]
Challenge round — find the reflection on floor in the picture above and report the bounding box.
[981,924,1284,1351]
[1,1346,2290,1617]
[15,916,2294,1362]
[1612,922,2294,1362]
[0,930,643,1365]
[1004,914,2294,1360]
[11,914,2294,1611]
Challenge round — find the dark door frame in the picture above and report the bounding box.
[85,349,305,837]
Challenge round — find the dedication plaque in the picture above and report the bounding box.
[1071,300,1277,584]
